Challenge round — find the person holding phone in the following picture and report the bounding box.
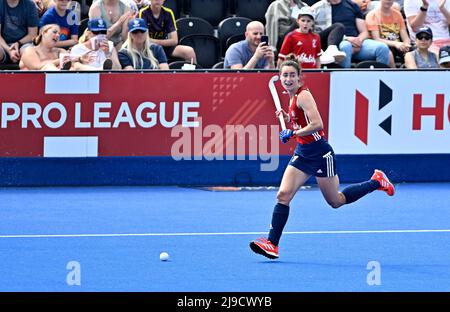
[224,21,275,69]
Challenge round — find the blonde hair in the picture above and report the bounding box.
[33,24,60,46]
[121,32,159,69]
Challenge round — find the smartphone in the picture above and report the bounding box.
[261,35,269,46]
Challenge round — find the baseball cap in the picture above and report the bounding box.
[416,26,433,38]
[439,45,450,64]
[297,7,315,20]
[128,18,148,33]
[88,18,107,32]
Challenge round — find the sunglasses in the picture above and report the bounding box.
[131,29,146,34]
[416,34,432,41]
[91,30,107,35]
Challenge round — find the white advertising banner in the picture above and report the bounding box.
[328,71,450,154]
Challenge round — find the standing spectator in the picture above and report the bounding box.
[139,0,196,63]
[39,0,79,49]
[89,0,133,50]
[265,0,309,50]
[438,45,450,67]
[119,18,169,69]
[278,7,322,68]
[312,0,390,68]
[224,21,275,69]
[0,0,39,65]
[404,26,439,68]
[70,18,122,69]
[403,0,450,55]
[366,0,412,67]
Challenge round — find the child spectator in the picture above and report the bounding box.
[139,0,196,63]
[278,7,322,68]
[365,0,412,67]
[39,0,79,49]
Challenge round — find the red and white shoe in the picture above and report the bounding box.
[371,169,395,196]
[250,237,279,259]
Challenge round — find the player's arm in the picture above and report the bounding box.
[294,90,323,137]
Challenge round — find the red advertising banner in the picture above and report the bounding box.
[0,72,330,157]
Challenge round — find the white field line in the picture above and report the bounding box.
[1,229,450,239]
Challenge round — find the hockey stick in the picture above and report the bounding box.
[268,75,286,130]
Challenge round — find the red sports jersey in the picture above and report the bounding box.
[278,31,321,69]
[289,86,325,144]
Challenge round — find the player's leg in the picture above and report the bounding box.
[269,166,311,244]
[316,175,346,208]
[250,166,310,259]
[317,169,395,209]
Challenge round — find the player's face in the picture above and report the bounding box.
[280,65,300,92]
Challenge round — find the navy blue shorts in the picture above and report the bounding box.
[288,138,337,177]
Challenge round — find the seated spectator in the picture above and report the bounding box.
[439,45,450,68]
[224,21,276,69]
[278,7,322,68]
[139,0,196,63]
[39,0,79,50]
[403,0,450,55]
[19,24,68,69]
[312,0,390,68]
[70,18,122,69]
[365,0,412,67]
[19,24,91,70]
[404,26,439,68]
[0,0,39,65]
[89,0,133,50]
[119,18,169,69]
[264,0,309,50]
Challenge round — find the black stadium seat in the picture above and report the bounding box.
[233,0,272,24]
[184,0,229,26]
[179,34,221,68]
[218,16,251,56]
[169,61,203,69]
[176,17,214,40]
[355,61,391,69]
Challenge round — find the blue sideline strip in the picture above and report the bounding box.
[0,154,449,186]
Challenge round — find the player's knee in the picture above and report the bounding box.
[276,190,293,204]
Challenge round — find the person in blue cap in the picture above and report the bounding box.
[118,18,169,69]
[70,18,121,70]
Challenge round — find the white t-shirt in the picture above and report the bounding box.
[70,38,113,68]
[404,0,450,40]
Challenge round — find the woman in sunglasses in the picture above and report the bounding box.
[404,26,439,68]
[118,18,169,70]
